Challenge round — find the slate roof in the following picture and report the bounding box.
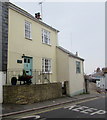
[57,46,84,61]
[9,2,59,32]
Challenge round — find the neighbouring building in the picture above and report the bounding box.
[56,46,85,96]
[96,67,107,90]
[86,67,107,91]
[105,2,107,91]
[0,2,8,103]
[0,2,85,103]
[0,2,2,104]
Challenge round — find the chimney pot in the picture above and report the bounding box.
[35,12,41,20]
[76,52,78,56]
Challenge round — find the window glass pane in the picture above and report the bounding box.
[42,59,44,72]
[28,59,30,63]
[42,29,50,45]
[25,21,31,39]
[24,58,27,63]
[76,61,81,73]
[42,58,51,72]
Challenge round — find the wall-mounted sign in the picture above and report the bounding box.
[17,60,22,64]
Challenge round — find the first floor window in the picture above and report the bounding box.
[76,61,81,73]
[42,29,50,45]
[25,21,32,39]
[42,58,51,73]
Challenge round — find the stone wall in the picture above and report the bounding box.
[3,83,62,104]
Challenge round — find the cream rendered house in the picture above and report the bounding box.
[6,2,59,84]
[0,2,85,103]
[57,46,85,96]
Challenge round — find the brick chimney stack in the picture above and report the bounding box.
[76,52,78,56]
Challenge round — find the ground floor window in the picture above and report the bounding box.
[42,58,52,73]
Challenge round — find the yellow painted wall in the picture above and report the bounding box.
[56,48,69,82]
[8,8,58,84]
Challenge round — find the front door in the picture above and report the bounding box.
[24,57,32,76]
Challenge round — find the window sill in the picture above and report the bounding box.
[42,72,52,74]
[42,42,52,46]
[25,37,32,41]
[76,73,81,74]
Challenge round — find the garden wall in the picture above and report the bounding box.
[3,82,62,104]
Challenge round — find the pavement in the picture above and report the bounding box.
[0,92,105,117]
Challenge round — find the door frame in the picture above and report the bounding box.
[23,56,33,75]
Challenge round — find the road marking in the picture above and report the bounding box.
[16,107,63,119]
[81,108,97,114]
[9,97,102,119]
[90,110,106,115]
[21,115,40,119]
[16,115,40,120]
[64,97,100,109]
[64,104,106,116]
[72,106,89,112]
[6,96,104,119]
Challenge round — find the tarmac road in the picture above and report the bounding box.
[2,95,106,120]
[38,96,106,119]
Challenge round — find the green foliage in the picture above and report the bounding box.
[79,92,90,95]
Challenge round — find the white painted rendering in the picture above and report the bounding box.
[105,2,107,68]
[56,47,85,96]
[0,103,2,120]
[0,72,3,103]
[2,72,6,85]
[96,75,107,89]
[68,57,84,96]
[96,77,105,89]
[105,74,107,89]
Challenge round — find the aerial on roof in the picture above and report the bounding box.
[9,2,59,32]
[57,46,84,61]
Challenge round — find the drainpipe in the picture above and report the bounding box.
[0,1,3,104]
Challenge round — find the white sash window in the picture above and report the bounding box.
[42,58,52,73]
[25,21,32,39]
[42,29,50,45]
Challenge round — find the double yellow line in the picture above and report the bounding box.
[12,96,104,119]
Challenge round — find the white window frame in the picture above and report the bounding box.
[76,61,81,73]
[42,29,51,45]
[25,21,32,39]
[42,58,52,73]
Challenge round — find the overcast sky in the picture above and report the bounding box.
[10,1,105,74]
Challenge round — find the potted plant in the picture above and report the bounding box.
[18,70,32,85]
[11,77,17,85]
[24,75,32,85]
